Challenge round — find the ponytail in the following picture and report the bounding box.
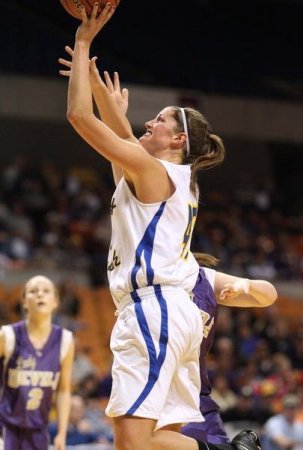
[190,133,225,195]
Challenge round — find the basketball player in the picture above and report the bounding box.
[0,275,75,450]
[181,257,277,443]
[63,3,260,450]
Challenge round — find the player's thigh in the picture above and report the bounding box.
[23,427,49,450]
[2,425,20,450]
[113,415,156,450]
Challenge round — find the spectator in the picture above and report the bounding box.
[222,387,272,426]
[262,394,303,450]
[72,339,99,389]
[77,376,114,444]
[211,374,238,412]
[49,394,101,446]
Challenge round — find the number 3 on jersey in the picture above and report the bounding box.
[181,204,198,260]
[26,387,44,410]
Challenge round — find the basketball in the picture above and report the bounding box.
[60,0,120,20]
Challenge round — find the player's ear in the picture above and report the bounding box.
[172,132,187,149]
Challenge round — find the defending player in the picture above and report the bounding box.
[182,256,277,442]
[0,275,75,450]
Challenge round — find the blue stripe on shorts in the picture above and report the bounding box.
[126,285,168,415]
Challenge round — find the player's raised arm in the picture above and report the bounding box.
[89,64,134,140]
[90,65,140,184]
[60,46,134,140]
[59,48,134,185]
[67,4,170,201]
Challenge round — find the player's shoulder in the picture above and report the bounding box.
[52,323,74,340]
[200,266,216,287]
[1,321,21,336]
[60,328,74,362]
[61,328,74,339]
[0,322,19,357]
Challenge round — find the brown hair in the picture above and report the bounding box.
[172,107,225,195]
[193,252,219,267]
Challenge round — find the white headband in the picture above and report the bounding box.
[180,107,190,157]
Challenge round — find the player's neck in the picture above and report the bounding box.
[155,148,182,164]
[26,316,52,338]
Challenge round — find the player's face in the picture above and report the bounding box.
[23,276,58,317]
[139,107,180,154]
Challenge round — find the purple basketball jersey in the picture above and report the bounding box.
[182,267,230,443]
[0,321,63,429]
[192,267,219,413]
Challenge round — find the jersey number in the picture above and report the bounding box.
[181,204,198,260]
[200,310,215,339]
[26,387,44,410]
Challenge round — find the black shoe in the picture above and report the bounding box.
[231,429,261,450]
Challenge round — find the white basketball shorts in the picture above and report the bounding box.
[106,284,204,429]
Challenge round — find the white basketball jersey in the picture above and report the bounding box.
[107,160,199,305]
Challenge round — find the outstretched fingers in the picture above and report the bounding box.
[65,46,74,58]
[89,57,106,87]
[80,4,88,23]
[122,87,129,103]
[104,71,115,92]
[76,2,116,43]
[58,57,72,76]
[58,46,75,77]
[91,1,100,20]
[99,2,116,24]
[113,71,122,91]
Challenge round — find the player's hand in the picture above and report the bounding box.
[58,46,74,77]
[89,58,129,115]
[219,279,250,301]
[104,70,129,115]
[75,2,115,44]
[58,46,129,115]
[53,433,66,450]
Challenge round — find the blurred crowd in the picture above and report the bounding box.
[0,158,302,286]
[0,157,114,286]
[193,176,303,282]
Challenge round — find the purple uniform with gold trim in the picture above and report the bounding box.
[0,321,72,450]
[182,267,230,444]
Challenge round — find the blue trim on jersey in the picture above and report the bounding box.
[130,202,166,290]
[126,285,168,415]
